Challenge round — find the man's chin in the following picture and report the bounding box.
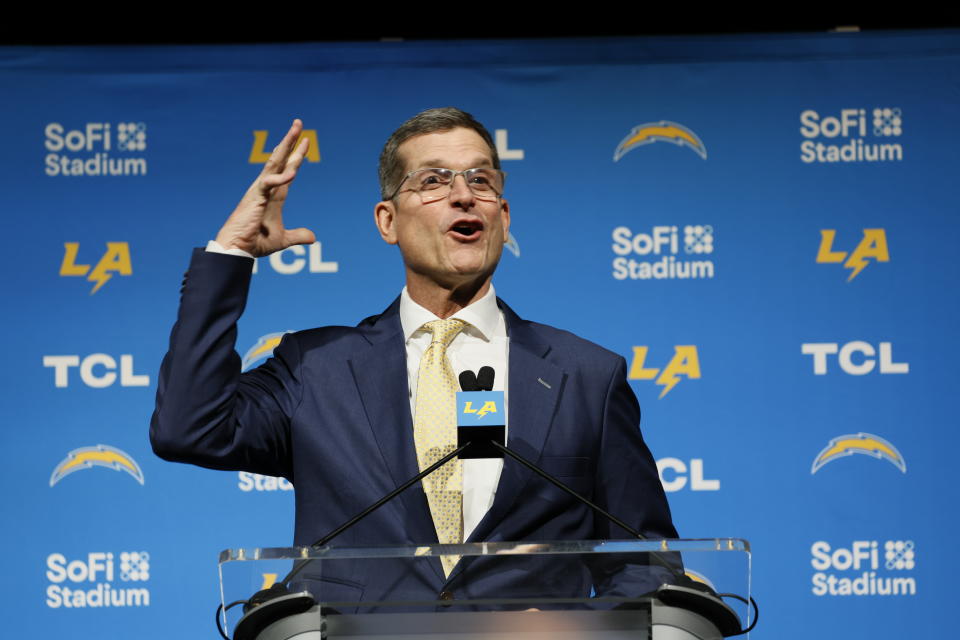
[434,261,499,293]
[445,250,497,277]
[449,256,501,280]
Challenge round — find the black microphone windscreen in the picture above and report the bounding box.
[459,370,478,392]
[477,366,495,391]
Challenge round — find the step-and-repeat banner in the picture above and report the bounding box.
[3,31,957,638]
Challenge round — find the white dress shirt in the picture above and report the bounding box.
[399,285,508,541]
[206,241,509,540]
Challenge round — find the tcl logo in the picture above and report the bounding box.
[801,342,908,375]
[42,354,149,388]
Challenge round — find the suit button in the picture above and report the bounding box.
[439,590,454,601]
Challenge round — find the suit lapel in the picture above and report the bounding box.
[348,299,439,550]
[465,300,566,545]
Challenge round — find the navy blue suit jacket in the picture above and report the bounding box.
[151,250,678,606]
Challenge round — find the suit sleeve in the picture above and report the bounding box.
[149,249,300,481]
[590,356,682,596]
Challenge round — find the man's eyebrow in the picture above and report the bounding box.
[413,157,493,169]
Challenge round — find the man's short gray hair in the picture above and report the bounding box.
[378,107,501,200]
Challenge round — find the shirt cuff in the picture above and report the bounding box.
[206,240,255,260]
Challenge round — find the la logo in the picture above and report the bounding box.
[463,401,498,418]
[249,129,321,163]
[816,229,889,281]
[628,346,701,399]
[60,242,132,294]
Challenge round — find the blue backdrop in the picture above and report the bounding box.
[3,30,957,637]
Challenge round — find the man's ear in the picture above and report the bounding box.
[499,198,511,244]
[374,200,398,245]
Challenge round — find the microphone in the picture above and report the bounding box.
[456,368,505,459]
[477,366,494,391]
[458,370,478,392]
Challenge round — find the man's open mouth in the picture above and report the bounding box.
[449,219,484,239]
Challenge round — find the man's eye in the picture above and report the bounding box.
[418,172,449,189]
[469,171,497,190]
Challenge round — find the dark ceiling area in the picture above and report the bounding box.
[3,21,958,46]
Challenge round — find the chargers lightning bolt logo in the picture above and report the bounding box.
[505,232,521,258]
[50,444,145,486]
[241,332,292,371]
[614,121,707,161]
[811,432,906,474]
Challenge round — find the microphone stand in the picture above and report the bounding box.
[228,443,473,640]
[281,442,472,587]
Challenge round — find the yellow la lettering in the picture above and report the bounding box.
[843,229,889,281]
[249,130,321,164]
[847,229,889,266]
[463,402,477,414]
[60,242,90,276]
[655,346,701,398]
[478,401,498,417]
[87,242,132,294]
[249,131,271,163]
[298,130,321,162]
[816,230,846,263]
[628,346,659,380]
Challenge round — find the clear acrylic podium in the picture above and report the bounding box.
[219,539,751,640]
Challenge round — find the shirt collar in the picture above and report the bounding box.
[400,285,501,343]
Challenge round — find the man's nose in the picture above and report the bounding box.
[448,173,476,206]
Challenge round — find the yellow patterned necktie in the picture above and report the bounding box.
[414,318,466,578]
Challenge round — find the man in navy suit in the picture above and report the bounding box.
[151,108,677,605]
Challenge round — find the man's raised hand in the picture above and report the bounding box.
[215,119,316,257]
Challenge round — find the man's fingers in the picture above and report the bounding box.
[260,170,296,190]
[284,227,316,248]
[262,118,304,174]
[285,137,310,172]
[259,136,309,192]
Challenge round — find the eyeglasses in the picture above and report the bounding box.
[388,167,506,203]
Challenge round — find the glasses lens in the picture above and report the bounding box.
[465,168,502,196]
[413,168,453,193]
[409,168,503,203]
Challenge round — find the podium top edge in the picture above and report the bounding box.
[218,538,750,564]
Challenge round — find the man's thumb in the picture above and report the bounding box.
[285,227,317,248]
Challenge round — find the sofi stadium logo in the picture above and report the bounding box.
[46,551,150,608]
[238,472,293,492]
[612,225,715,281]
[45,122,147,176]
[811,540,916,596]
[800,108,903,164]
